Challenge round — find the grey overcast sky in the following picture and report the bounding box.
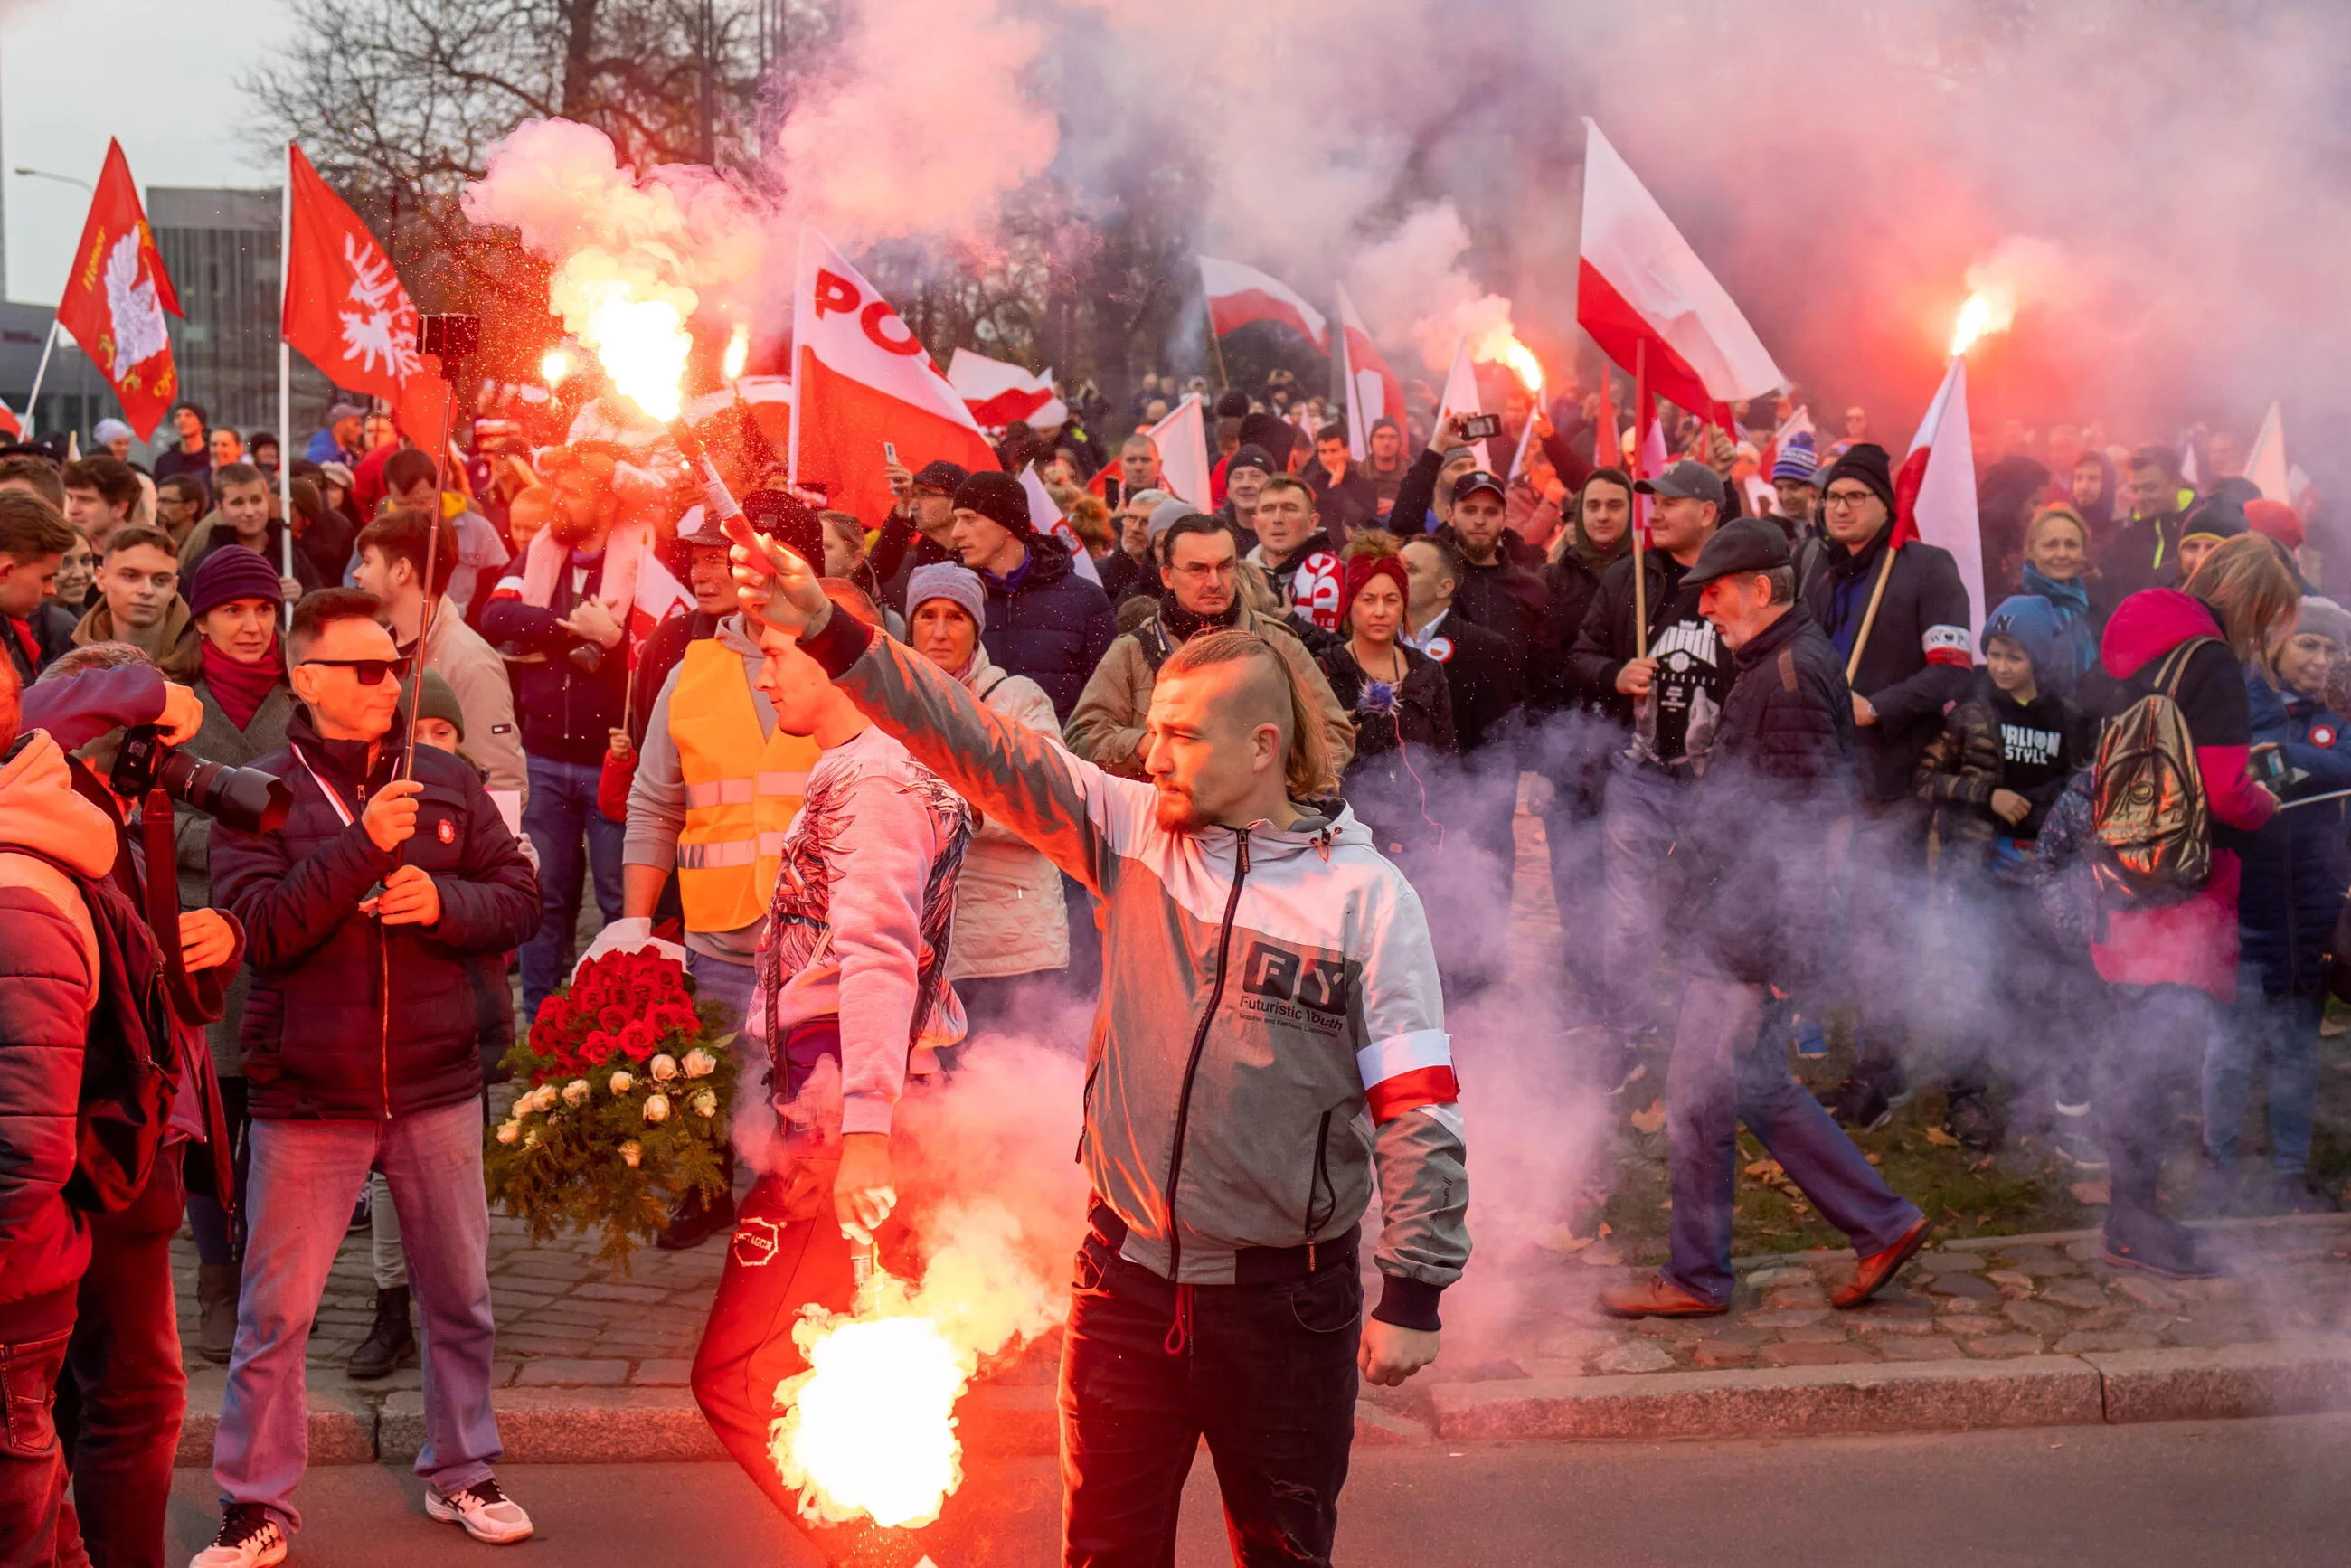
[2,0,296,304]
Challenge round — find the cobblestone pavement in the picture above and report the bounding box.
[170,788,2351,1395]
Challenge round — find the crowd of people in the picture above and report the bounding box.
[0,362,2343,1568]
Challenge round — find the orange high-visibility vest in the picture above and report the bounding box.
[669,639,820,932]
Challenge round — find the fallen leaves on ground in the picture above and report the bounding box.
[1630,1100,1666,1134]
[2071,1179,2111,1205]
[1923,1126,1961,1148]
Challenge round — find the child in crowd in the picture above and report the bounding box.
[1914,595,2096,1152]
[2214,595,2351,1213]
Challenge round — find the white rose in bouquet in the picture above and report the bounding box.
[562,1079,591,1108]
[496,1120,521,1146]
[650,1053,681,1082]
[682,1048,717,1079]
[619,1140,643,1168]
[690,1089,718,1119]
[643,1093,672,1124]
[608,1070,635,1095]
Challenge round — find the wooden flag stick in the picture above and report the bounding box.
[1843,546,1895,684]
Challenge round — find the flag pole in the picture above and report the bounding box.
[1843,541,1896,684]
[1206,312,1230,394]
[1631,337,1648,660]
[278,145,295,618]
[24,321,58,437]
[787,227,805,489]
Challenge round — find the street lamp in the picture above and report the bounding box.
[13,166,92,194]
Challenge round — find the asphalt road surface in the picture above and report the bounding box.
[166,1414,2351,1566]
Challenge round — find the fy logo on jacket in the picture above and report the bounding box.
[1238,940,1355,1034]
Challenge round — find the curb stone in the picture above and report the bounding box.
[175,1341,2351,1466]
[1427,1356,2105,1441]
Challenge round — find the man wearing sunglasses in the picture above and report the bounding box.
[196,590,541,1567]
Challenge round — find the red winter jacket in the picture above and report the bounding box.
[2092,590,2277,999]
[0,730,118,1337]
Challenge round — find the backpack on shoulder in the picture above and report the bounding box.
[11,845,183,1214]
[2091,637,2217,907]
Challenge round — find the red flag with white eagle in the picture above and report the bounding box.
[1892,354,1984,656]
[55,140,181,441]
[790,231,999,528]
[283,143,422,401]
[1198,255,1329,354]
[1335,284,1402,462]
[1576,119,1781,428]
[946,348,1066,430]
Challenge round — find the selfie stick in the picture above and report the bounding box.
[399,316,478,785]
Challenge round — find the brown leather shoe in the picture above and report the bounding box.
[1599,1274,1728,1319]
[1833,1216,1931,1309]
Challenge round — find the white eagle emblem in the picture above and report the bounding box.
[336,232,420,380]
[101,231,170,380]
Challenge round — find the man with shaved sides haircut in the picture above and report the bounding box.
[732,531,1465,1567]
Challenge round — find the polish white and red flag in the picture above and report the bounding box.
[2245,401,2290,504]
[1147,392,1213,511]
[1895,355,1985,641]
[1198,255,1329,353]
[1016,466,1103,586]
[1434,339,1493,473]
[790,230,999,527]
[1576,118,1783,429]
[947,348,1066,430]
[627,531,694,664]
[1336,284,1402,461]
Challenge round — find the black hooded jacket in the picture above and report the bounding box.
[210,708,539,1121]
[1682,603,1855,987]
[1801,528,1975,804]
[976,532,1119,719]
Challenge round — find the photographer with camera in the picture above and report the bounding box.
[196,589,540,1565]
[479,449,635,1016]
[0,636,244,1563]
[28,641,263,1568]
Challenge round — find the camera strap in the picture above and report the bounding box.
[141,788,226,1027]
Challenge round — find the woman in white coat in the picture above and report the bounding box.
[905,564,1074,1036]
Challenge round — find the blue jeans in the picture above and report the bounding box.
[521,754,625,1016]
[2206,965,2321,1175]
[1665,973,1924,1306]
[213,1100,499,1533]
[2100,984,2215,1217]
[685,948,757,1036]
[1600,760,1686,1038]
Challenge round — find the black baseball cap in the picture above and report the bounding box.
[910,459,970,496]
[1451,470,1507,505]
[1635,458,1728,510]
[1681,516,1793,588]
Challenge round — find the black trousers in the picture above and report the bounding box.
[55,1157,187,1568]
[1059,1225,1362,1567]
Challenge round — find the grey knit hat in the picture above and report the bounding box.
[1147,496,1194,543]
[2297,595,2351,652]
[907,562,987,631]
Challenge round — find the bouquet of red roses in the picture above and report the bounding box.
[485,946,738,1272]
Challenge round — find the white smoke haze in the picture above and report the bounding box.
[769,0,1058,248]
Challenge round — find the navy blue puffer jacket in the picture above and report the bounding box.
[977,534,1117,720]
[211,709,539,1120]
[2237,672,2351,997]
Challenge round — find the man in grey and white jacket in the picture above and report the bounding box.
[732,530,1468,1568]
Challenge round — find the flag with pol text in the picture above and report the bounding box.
[56,140,181,440]
[790,230,999,530]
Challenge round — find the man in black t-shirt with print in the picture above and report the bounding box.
[1564,461,1733,1081]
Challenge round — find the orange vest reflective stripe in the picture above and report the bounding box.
[669,638,820,933]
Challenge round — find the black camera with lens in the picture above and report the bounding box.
[110,726,293,835]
